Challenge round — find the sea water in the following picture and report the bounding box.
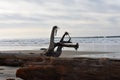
[0,37,119,52]
[0,37,119,59]
[71,37,120,59]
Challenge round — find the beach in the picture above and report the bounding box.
[0,49,119,79]
[0,50,118,59]
[0,0,120,79]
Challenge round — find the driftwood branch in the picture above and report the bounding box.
[55,42,79,50]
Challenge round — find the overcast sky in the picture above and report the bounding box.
[0,0,120,39]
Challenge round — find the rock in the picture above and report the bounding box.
[16,57,120,80]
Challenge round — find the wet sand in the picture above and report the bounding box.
[0,66,21,80]
[0,50,114,58]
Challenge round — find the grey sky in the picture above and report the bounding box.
[0,0,120,39]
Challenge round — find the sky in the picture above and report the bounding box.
[0,0,120,39]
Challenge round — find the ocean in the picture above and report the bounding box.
[0,37,120,59]
[0,37,120,52]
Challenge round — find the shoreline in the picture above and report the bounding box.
[0,50,119,59]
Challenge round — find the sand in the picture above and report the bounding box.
[0,50,114,59]
[0,50,111,56]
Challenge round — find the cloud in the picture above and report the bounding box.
[0,0,120,38]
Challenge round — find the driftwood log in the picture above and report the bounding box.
[16,57,120,80]
[0,52,45,66]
